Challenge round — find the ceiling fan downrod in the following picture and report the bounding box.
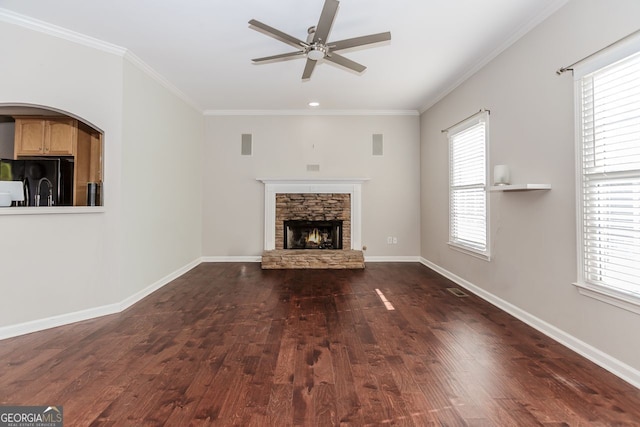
[306,26,328,60]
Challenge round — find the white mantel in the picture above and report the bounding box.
[257,178,369,251]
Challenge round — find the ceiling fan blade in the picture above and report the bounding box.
[325,53,366,73]
[302,59,318,80]
[313,0,339,43]
[249,19,307,49]
[252,51,306,63]
[329,31,391,51]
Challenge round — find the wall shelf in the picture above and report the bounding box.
[489,184,551,192]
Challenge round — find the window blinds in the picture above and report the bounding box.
[580,51,640,295]
[449,117,487,254]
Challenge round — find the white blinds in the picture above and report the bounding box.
[449,116,487,254]
[579,51,640,295]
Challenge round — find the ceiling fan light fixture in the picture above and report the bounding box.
[307,45,327,61]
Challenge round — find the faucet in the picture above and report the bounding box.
[35,177,53,207]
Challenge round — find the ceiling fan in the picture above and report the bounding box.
[249,0,391,80]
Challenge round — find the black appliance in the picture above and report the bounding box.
[0,158,74,206]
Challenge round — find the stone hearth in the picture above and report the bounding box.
[261,249,365,269]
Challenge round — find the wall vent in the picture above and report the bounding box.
[306,164,320,172]
[446,287,469,298]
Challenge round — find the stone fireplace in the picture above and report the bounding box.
[258,178,367,269]
[275,193,350,250]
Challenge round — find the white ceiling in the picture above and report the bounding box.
[0,0,567,113]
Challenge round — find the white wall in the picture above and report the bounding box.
[120,60,203,298]
[203,114,421,258]
[0,21,123,328]
[0,20,203,334]
[420,0,640,377]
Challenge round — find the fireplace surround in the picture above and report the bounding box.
[275,192,350,250]
[258,178,368,269]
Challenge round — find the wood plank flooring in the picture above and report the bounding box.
[1,262,639,426]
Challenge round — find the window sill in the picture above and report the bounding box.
[448,242,491,261]
[0,206,105,215]
[573,282,640,315]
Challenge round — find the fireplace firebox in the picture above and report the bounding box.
[284,220,343,250]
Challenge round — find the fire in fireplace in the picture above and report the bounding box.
[284,220,343,250]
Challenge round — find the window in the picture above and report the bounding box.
[448,111,490,259]
[575,42,640,309]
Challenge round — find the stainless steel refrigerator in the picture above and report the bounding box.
[0,157,74,206]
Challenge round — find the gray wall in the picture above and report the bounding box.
[202,114,421,258]
[420,0,640,379]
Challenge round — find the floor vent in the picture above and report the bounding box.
[446,287,469,298]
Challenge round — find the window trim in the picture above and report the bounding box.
[573,281,640,315]
[573,33,640,313]
[447,111,491,261]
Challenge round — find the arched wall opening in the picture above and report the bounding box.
[0,103,104,207]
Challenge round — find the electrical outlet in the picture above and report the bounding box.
[387,236,393,244]
[393,237,398,244]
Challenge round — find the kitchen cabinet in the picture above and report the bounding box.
[12,116,103,206]
[73,125,102,206]
[14,117,77,157]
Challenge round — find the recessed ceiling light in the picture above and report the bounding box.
[308,101,320,107]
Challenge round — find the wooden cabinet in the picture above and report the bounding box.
[14,117,77,157]
[47,120,77,155]
[13,119,45,155]
[13,116,103,206]
[74,125,103,206]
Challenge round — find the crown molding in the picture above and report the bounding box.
[123,51,202,113]
[204,109,419,116]
[0,8,202,114]
[0,7,126,56]
[419,0,570,114]
[0,8,420,117]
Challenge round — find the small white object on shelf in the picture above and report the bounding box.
[493,165,510,185]
[489,184,551,192]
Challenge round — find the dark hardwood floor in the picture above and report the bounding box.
[1,263,639,426]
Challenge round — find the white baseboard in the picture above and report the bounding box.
[201,256,262,263]
[0,258,202,341]
[116,258,202,311]
[365,256,421,262]
[0,303,122,341]
[419,257,640,389]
